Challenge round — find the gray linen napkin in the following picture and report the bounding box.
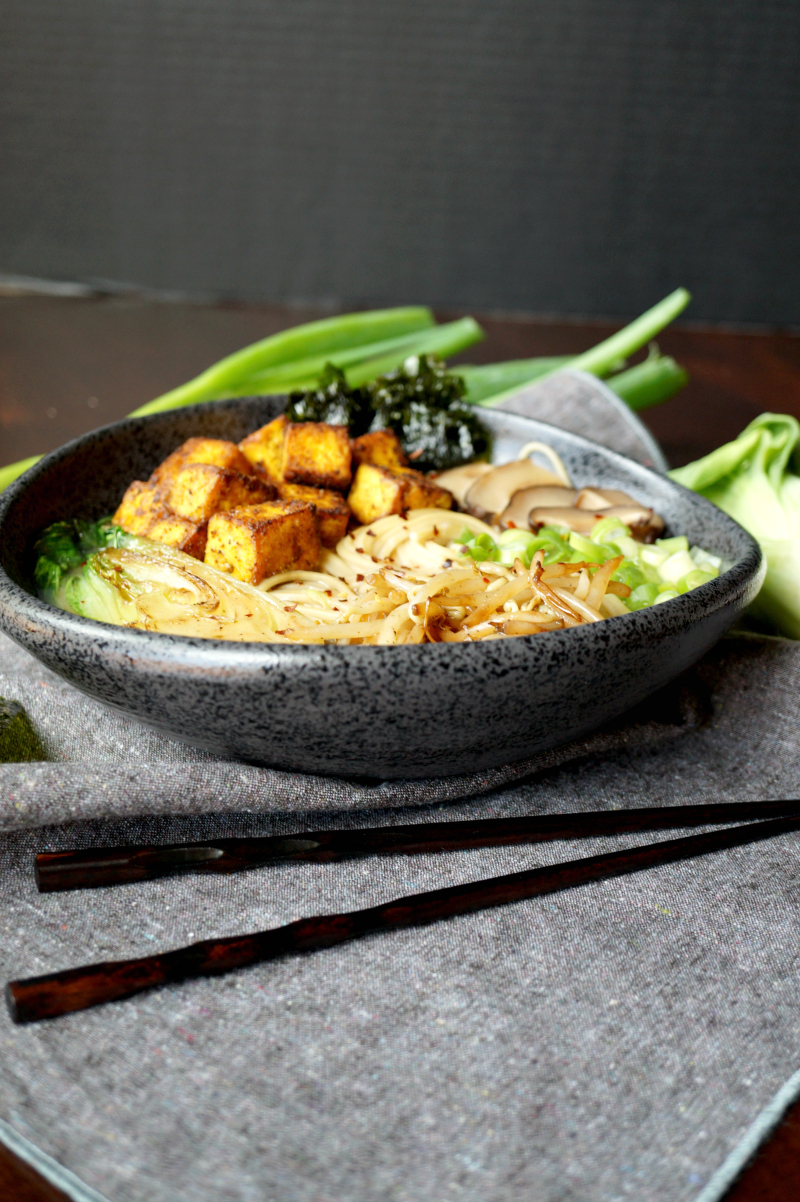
[2,379,799,1202]
[3,630,800,1202]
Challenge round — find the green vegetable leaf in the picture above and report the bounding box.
[34,520,133,608]
[670,413,800,636]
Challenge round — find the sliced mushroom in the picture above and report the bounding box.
[464,460,565,521]
[599,505,665,541]
[528,507,601,535]
[574,487,643,510]
[528,502,665,541]
[498,486,578,529]
[432,461,493,508]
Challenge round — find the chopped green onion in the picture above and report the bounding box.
[627,583,660,610]
[450,515,720,613]
[654,535,689,555]
[590,516,631,544]
[677,569,716,594]
[658,550,697,584]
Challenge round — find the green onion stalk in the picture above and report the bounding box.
[0,290,690,495]
[456,348,688,412]
[132,306,438,414]
[462,288,691,410]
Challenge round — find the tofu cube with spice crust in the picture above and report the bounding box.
[205,500,321,584]
[238,415,288,483]
[149,437,253,495]
[347,463,453,524]
[400,470,453,512]
[282,422,352,491]
[277,483,350,547]
[168,463,274,522]
[113,479,207,559]
[113,480,170,536]
[147,516,208,560]
[350,429,409,471]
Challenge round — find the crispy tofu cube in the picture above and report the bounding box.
[205,500,321,584]
[238,415,288,483]
[147,516,208,560]
[347,464,406,524]
[399,469,453,512]
[168,463,274,522]
[350,429,409,471]
[347,464,453,524]
[278,483,350,548]
[149,437,253,494]
[282,422,352,491]
[113,481,170,536]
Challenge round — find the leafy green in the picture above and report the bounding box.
[34,520,134,615]
[670,414,800,637]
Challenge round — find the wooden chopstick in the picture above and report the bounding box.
[34,799,800,892]
[10,814,800,1023]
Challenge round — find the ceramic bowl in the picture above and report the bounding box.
[0,396,763,778]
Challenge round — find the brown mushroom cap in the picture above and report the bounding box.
[599,505,665,541]
[528,507,601,535]
[432,461,493,508]
[464,460,565,521]
[574,487,644,510]
[528,502,665,542]
[498,486,578,529]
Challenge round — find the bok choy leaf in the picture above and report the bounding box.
[34,519,284,639]
[670,414,800,638]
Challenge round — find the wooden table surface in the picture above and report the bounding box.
[2,294,800,1201]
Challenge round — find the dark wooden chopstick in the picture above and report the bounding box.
[10,814,800,1023]
[34,799,800,892]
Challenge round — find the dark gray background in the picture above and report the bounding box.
[1,1,798,324]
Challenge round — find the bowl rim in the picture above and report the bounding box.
[0,397,765,667]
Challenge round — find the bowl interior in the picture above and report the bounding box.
[0,394,758,616]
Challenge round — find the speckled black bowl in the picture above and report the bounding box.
[0,396,763,778]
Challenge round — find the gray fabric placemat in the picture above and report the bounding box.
[2,629,800,1202]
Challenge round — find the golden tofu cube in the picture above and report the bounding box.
[278,483,350,548]
[113,481,170,536]
[351,429,409,471]
[147,516,208,561]
[205,500,321,584]
[238,415,288,483]
[347,464,406,524]
[347,464,453,524]
[282,422,352,491]
[149,437,253,494]
[168,463,274,522]
[399,469,453,512]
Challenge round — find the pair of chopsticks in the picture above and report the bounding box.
[7,799,800,1024]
